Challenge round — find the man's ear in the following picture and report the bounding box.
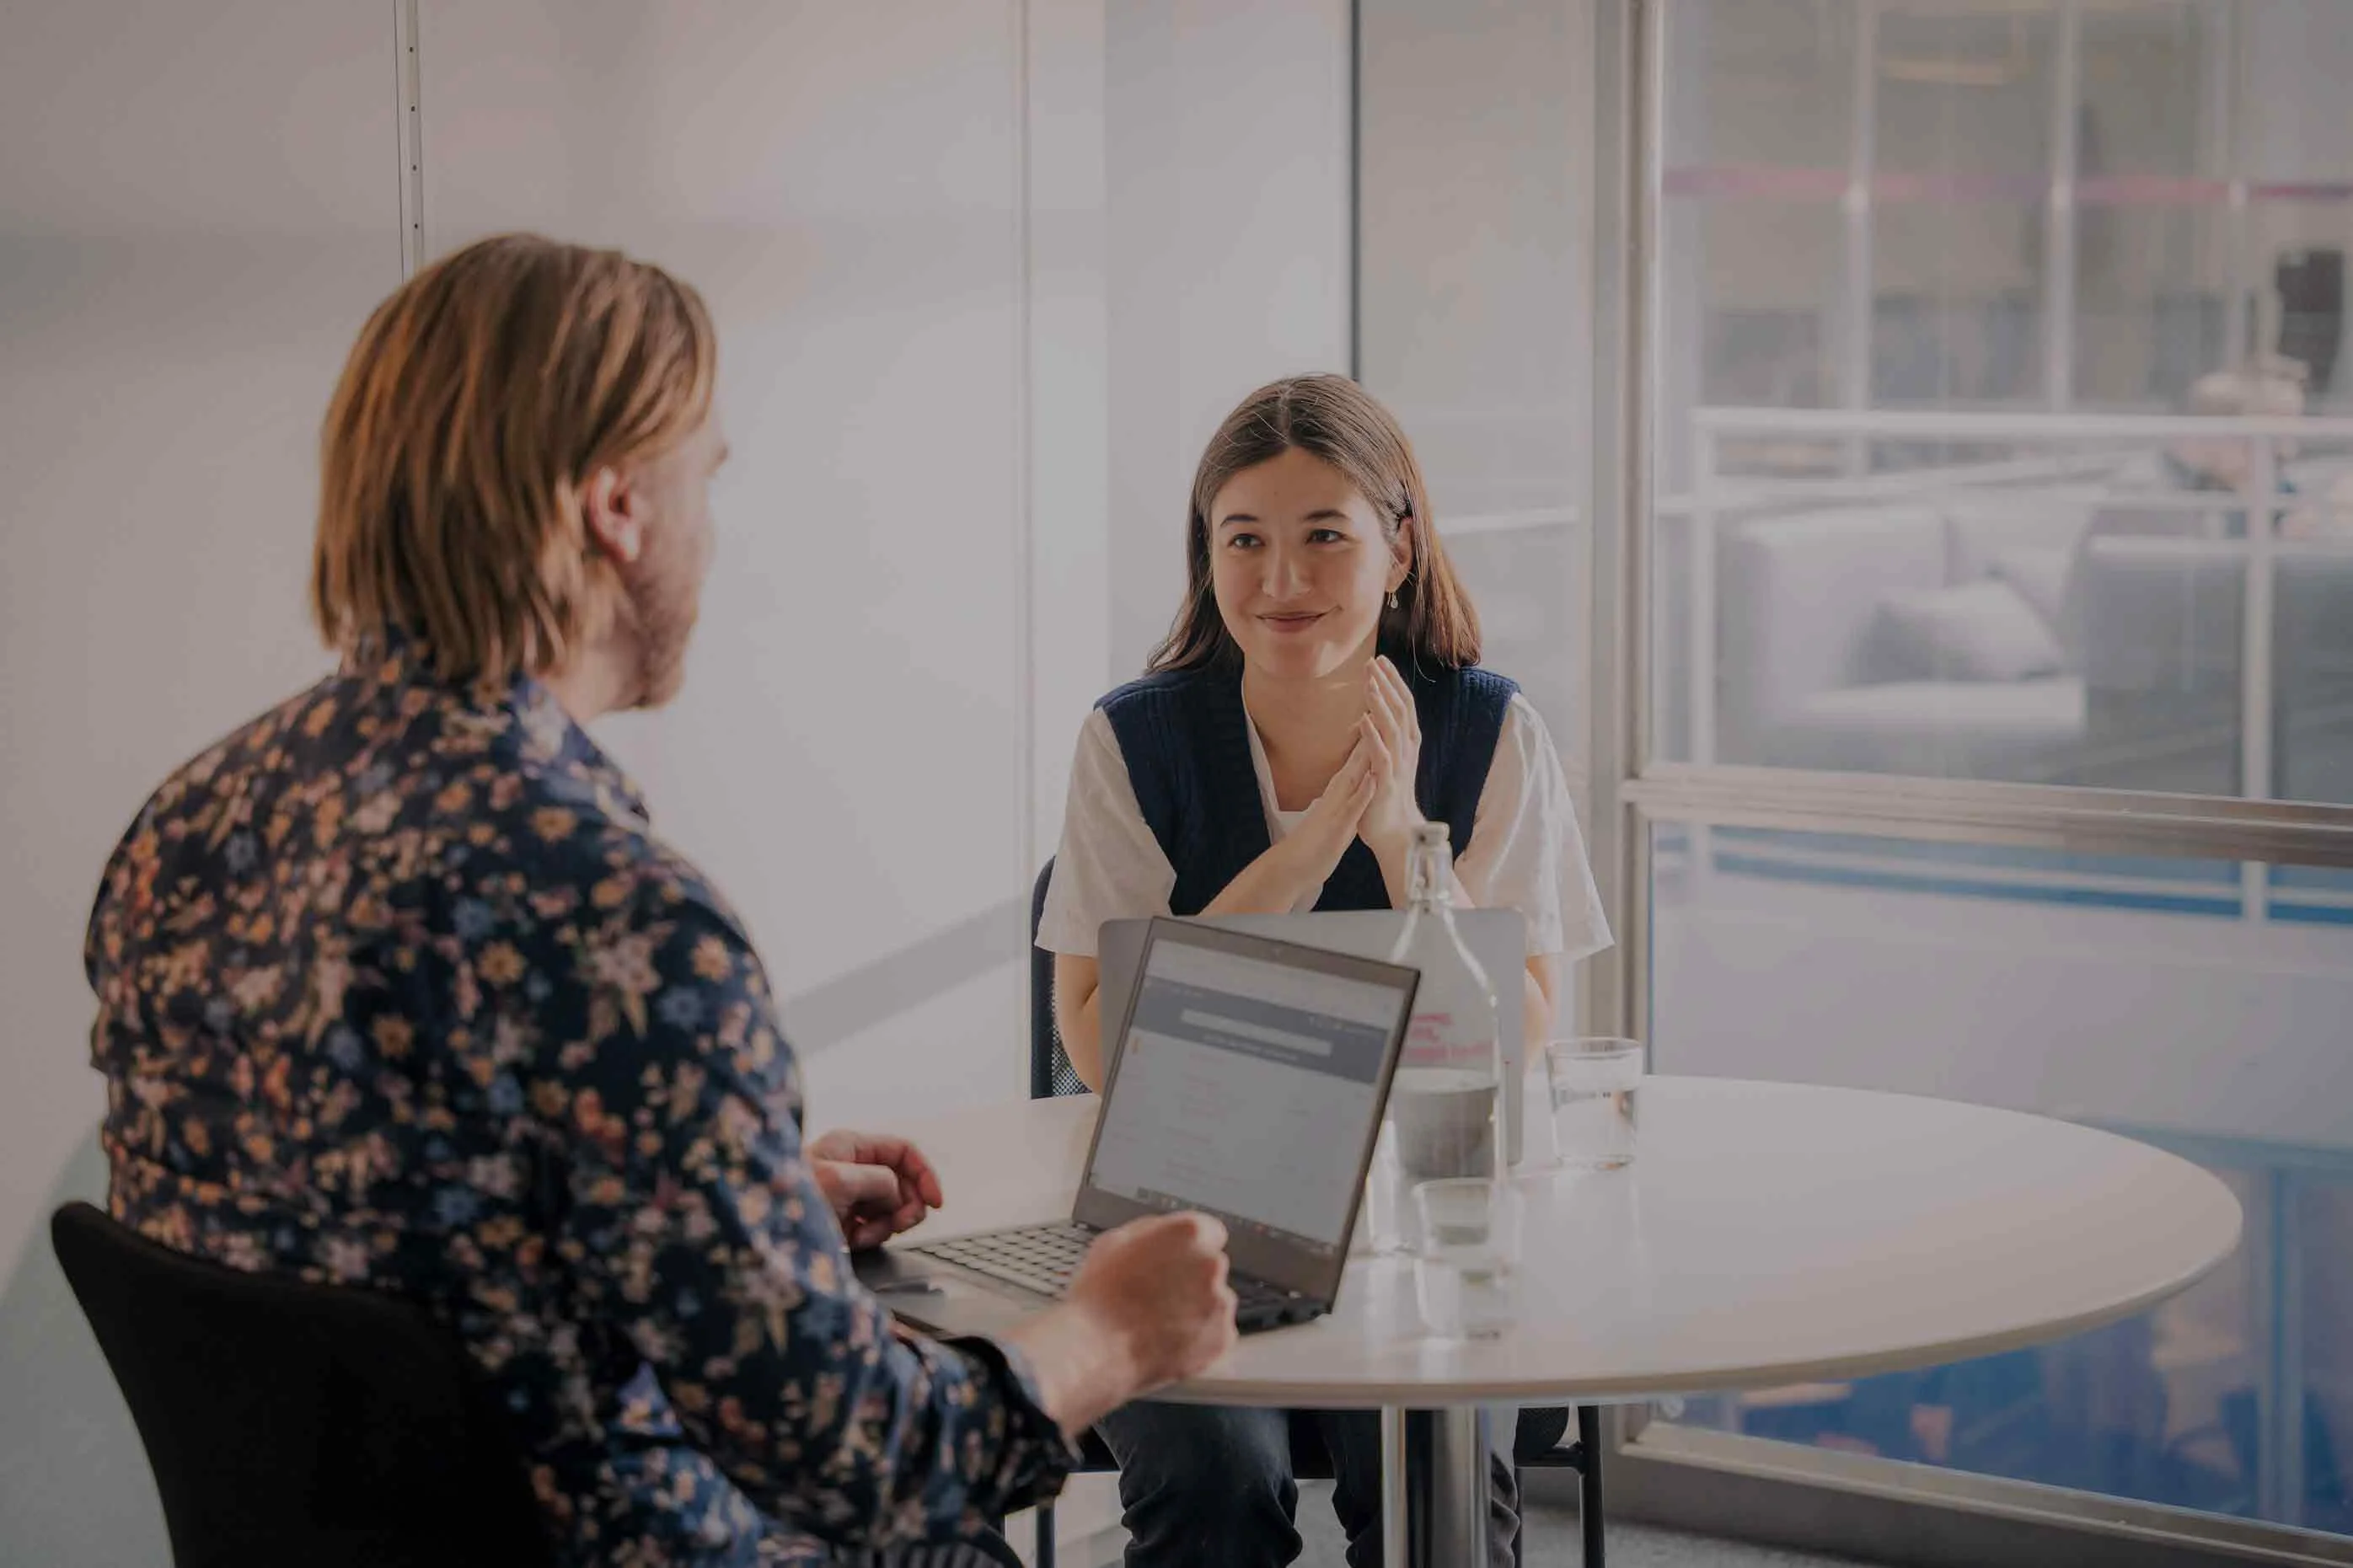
[581,464,646,566]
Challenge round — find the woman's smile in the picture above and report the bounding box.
[1257,610,1328,635]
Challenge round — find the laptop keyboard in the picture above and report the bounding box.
[917,1223,1096,1298]
[909,1223,1321,1331]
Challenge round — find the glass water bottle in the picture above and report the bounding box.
[1362,822,1504,1254]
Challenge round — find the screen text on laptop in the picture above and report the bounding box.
[1087,939,1396,1255]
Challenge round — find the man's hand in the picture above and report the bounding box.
[1068,1212,1238,1388]
[1001,1212,1238,1438]
[808,1129,945,1250]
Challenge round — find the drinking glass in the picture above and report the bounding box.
[1543,1036,1643,1170]
[1357,1120,1406,1255]
[1410,1177,1523,1340]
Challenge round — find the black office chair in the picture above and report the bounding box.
[1025,861,1605,1565]
[51,1201,554,1568]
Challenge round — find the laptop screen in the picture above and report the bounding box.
[1083,928,1407,1258]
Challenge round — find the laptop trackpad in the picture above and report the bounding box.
[854,1249,1043,1340]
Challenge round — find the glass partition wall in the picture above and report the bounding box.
[1366,1,2353,1562]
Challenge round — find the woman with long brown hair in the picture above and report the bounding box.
[1037,374,1610,1566]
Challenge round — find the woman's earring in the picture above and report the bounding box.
[1387,588,1401,611]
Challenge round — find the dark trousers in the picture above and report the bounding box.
[771,1526,1023,1565]
[1096,1402,1518,1567]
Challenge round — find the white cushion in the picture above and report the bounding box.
[1940,489,2100,582]
[1872,580,2066,682]
[1990,544,2073,632]
[1721,506,1948,725]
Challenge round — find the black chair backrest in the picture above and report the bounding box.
[1030,858,1089,1100]
[51,1201,552,1568]
[1030,857,1059,1100]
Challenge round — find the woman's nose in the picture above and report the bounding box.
[1262,545,1309,598]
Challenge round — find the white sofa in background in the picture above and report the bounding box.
[1717,494,2095,781]
[1709,475,2353,798]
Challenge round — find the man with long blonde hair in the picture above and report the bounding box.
[83,234,1235,1565]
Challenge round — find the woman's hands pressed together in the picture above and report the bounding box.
[1353,655,1424,861]
[1272,736,1377,894]
[1206,655,1429,921]
[1236,654,1428,913]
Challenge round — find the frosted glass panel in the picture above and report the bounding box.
[1358,0,1591,784]
[1649,821,2353,1531]
[1653,0,2353,804]
[421,0,1029,1112]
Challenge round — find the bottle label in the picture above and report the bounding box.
[1404,1012,1494,1071]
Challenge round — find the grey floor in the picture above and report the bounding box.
[1294,1481,1873,1567]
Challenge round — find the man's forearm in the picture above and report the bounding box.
[998,1301,1141,1440]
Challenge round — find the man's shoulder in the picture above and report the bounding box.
[102,677,343,870]
[95,668,738,941]
[87,672,362,978]
[439,751,746,943]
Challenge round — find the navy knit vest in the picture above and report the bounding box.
[1097,656,1519,916]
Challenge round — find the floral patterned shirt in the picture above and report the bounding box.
[83,640,1073,1565]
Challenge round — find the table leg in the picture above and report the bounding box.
[1429,1406,1489,1562]
[1380,1406,1491,1566]
[1578,1405,1605,1568]
[1380,1407,1410,1558]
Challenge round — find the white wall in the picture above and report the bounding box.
[0,3,1351,1564]
[1104,0,1353,679]
[1357,0,1595,800]
[1029,0,1118,872]
[416,0,1040,1126]
[1,6,400,1560]
[0,0,399,1283]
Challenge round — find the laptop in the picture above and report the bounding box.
[1098,909,1530,1165]
[855,918,1419,1338]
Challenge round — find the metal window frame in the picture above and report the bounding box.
[1572,3,2353,1562]
[392,0,424,279]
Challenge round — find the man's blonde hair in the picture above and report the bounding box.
[313,233,717,684]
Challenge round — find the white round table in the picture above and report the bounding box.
[881,1077,2242,1566]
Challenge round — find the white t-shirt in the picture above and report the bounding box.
[1037,692,1612,961]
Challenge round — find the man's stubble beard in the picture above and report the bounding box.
[617,549,703,712]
